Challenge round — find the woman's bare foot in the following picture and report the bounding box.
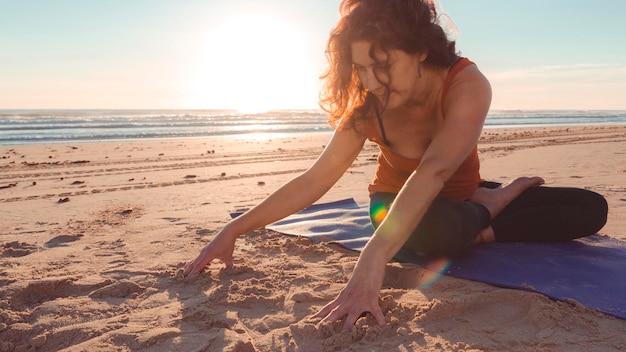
[469,176,544,219]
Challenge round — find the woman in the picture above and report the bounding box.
[184,0,608,331]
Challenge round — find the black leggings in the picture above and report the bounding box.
[369,181,608,258]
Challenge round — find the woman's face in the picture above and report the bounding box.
[351,41,423,110]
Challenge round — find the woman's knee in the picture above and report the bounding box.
[402,229,468,258]
[402,199,483,257]
[580,189,608,234]
[370,194,490,258]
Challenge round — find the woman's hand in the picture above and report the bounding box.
[183,228,238,277]
[310,256,388,331]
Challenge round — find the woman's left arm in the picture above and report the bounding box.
[311,65,492,331]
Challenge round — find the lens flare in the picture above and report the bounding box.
[370,201,388,225]
[417,257,452,288]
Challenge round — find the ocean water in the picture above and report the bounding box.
[1,109,625,146]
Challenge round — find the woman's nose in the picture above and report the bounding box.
[365,70,383,91]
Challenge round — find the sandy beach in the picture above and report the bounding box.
[1,125,625,351]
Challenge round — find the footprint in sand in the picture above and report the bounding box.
[1,241,39,257]
[44,234,84,248]
[6,277,113,310]
[88,280,145,299]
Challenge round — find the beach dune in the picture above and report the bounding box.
[1,125,625,351]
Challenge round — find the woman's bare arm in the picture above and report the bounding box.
[313,65,492,330]
[183,127,366,276]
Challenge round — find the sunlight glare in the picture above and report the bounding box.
[188,12,319,112]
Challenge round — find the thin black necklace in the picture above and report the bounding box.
[374,103,390,146]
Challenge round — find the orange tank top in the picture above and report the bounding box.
[366,58,482,201]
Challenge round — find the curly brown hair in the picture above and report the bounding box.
[320,0,460,130]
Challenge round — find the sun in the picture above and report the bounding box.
[187,11,320,112]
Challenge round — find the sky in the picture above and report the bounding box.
[1,0,625,111]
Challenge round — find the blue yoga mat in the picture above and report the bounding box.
[261,198,626,320]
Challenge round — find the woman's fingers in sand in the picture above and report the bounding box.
[310,289,386,332]
[183,249,234,277]
[183,231,236,277]
[183,252,228,278]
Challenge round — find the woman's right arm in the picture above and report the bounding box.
[183,127,366,276]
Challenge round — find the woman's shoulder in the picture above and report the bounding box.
[443,59,490,99]
[447,58,489,88]
[441,58,492,117]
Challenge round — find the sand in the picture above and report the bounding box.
[1,125,625,351]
